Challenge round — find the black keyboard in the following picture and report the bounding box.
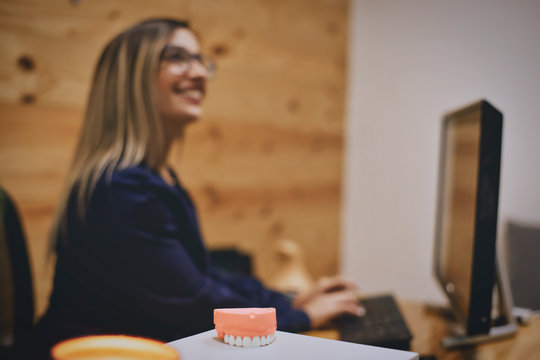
[337,294,413,350]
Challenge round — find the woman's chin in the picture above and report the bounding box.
[182,113,201,126]
[179,107,202,122]
[166,112,201,129]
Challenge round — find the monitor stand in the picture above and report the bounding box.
[427,251,518,349]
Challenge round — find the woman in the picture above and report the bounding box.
[35,18,362,349]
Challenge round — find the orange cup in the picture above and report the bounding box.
[51,335,180,360]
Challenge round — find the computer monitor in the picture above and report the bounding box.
[433,100,516,347]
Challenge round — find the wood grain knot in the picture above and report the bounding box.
[203,184,221,208]
[211,44,230,57]
[326,22,339,35]
[233,27,246,40]
[287,98,300,113]
[17,55,35,72]
[20,93,36,105]
[208,125,223,141]
[108,9,120,21]
[269,221,285,236]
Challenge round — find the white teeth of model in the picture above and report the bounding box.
[235,336,243,346]
[224,333,276,347]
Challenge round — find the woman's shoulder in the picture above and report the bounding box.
[89,164,175,220]
[97,164,176,192]
[92,164,171,204]
[108,164,162,186]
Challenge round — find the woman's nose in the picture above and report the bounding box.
[188,59,208,79]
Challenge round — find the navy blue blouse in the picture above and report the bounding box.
[36,165,309,346]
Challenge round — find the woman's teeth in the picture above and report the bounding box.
[174,88,203,99]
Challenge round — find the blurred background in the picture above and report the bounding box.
[0,0,539,322]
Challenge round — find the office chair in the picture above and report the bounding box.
[505,220,540,311]
[0,187,35,359]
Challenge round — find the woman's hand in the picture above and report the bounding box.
[292,276,365,329]
[292,276,357,308]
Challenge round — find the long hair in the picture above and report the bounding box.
[49,18,190,251]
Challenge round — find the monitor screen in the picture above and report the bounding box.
[439,110,481,320]
[434,100,503,336]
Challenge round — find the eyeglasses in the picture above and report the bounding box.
[160,45,216,79]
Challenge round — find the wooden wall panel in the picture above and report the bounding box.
[0,0,349,318]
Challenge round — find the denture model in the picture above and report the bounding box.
[214,307,277,347]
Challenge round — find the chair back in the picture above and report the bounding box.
[0,187,35,355]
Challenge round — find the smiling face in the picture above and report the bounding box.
[156,28,207,131]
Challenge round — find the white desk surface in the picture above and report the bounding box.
[168,330,419,360]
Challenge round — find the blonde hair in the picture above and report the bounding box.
[50,18,190,251]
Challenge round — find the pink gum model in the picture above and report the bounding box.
[214,308,276,346]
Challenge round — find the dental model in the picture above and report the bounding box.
[214,307,277,347]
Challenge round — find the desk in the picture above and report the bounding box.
[303,301,540,360]
[169,330,418,360]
